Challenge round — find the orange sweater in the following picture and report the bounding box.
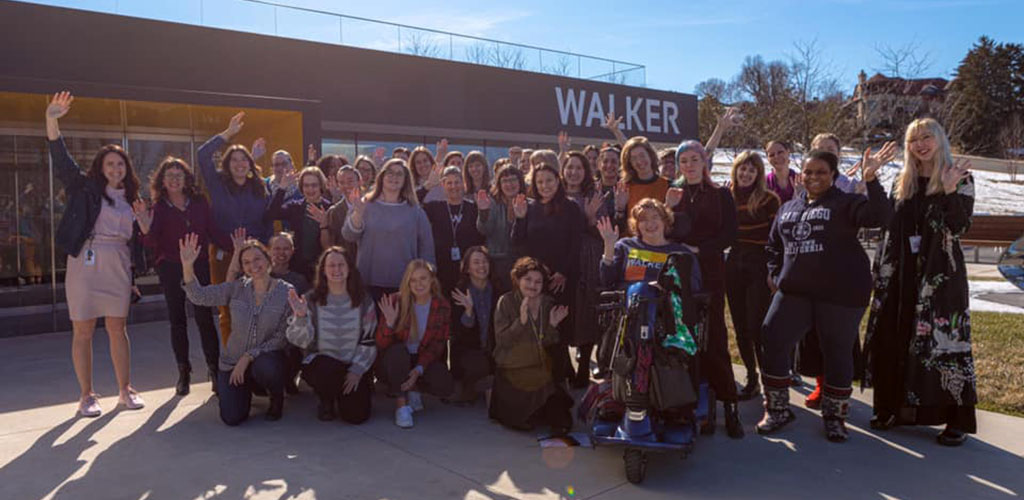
[626,176,670,214]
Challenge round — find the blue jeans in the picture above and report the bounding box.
[217,350,286,426]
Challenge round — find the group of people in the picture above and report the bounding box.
[49,88,977,446]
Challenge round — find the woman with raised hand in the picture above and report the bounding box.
[375,260,455,428]
[490,257,573,436]
[511,163,585,385]
[423,167,484,294]
[865,118,977,446]
[181,233,293,425]
[449,246,499,405]
[758,149,891,443]
[285,247,377,424]
[463,150,492,198]
[596,145,622,194]
[264,166,332,281]
[45,91,146,417]
[342,159,435,302]
[598,199,699,290]
[723,152,780,401]
[560,151,613,388]
[316,165,362,260]
[411,143,445,203]
[476,165,527,294]
[197,111,272,342]
[666,139,743,438]
[443,150,464,169]
[140,156,228,397]
[353,155,377,192]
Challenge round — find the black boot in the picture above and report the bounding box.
[266,397,284,421]
[572,356,592,389]
[724,401,745,439]
[738,374,761,401]
[317,397,336,421]
[756,386,795,435]
[207,363,219,396]
[821,394,850,443]
[175,364,191,396]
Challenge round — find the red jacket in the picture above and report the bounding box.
[375,296,451,369]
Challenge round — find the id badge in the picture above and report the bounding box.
[84,249,97,266]
[216,249,225,261]
[909,235,922,254]
[450,246,461,262]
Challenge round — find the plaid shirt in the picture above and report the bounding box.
[375,296,451,369]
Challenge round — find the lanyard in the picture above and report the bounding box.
[446,202,464,239]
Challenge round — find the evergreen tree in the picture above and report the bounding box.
[946,37,1024,156]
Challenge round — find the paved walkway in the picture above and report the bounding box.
[1,321,1022,500]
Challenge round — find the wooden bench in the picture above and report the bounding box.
[962,215,1024,262]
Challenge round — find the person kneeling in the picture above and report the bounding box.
[376,260,455,428]
[181,234,293,425]
[286,247,377,424]
[490,257,572,437]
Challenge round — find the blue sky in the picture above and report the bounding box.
[24,0,1024,96]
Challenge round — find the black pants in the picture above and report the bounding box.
[703,291,738,401]
[452,346,493,391]
[761,292,862,390]
[157,260,219,369]
[300,355,373,424]
[378,344,454,398]
[217,350,286,426]
[724,246,770,381]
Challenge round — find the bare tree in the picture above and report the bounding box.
[545,54,575,77]
[873,40,933,78]
[465,42,527,70]
[999,113,1024,182]
[404,31,442,58]
[695,78,731,101]
[788,38,850,148]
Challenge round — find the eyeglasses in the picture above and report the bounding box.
[164,172,185,180]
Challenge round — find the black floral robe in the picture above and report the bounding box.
[864,174,976,431]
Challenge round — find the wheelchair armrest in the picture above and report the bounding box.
[597,290,626,311]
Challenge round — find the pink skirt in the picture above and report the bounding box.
[65,238,132,321]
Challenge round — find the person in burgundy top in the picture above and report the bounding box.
[138,157,231,397]
[667,139,743,439]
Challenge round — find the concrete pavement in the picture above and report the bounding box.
[1,321,1023,500]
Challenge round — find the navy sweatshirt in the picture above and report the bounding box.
[766,179,891,307]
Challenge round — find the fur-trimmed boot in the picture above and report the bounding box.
[756,378,795,435]
[821,386,852,443]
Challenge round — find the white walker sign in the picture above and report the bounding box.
[554,86,684,138]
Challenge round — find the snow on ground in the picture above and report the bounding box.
[710,150,1024,215]
[967,280,1024,314]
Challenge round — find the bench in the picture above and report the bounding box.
[962,215,1024,262]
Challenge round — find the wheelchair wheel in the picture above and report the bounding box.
[624,448,647,484]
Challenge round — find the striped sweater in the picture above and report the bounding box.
[733,187,781,248]
[285,293,378,375]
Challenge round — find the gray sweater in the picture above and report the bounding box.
[184,277,293,371]
[341,200,435,288]
[285,293,378,375]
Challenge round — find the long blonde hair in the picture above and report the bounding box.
[395,259,443,339]
[730,151,779,216]
[897,118,954,201]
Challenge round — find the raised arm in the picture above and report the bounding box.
[940,161,974,237]
[181,232,238,307]
[197,112,245,192]
[45,92,88,189]
[704,108,741,155]
[602,113,628,146]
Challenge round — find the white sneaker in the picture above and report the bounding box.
[119,389,145,410]
[395,405,414,428]
[78,394,102,418]
[408,391,424,412]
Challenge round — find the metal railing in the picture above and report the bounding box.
[23,0,646,86]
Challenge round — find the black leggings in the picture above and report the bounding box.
[761,292,862,390]
[300,355,372,424]
[157,260,219,369]
[724,246,770,380]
